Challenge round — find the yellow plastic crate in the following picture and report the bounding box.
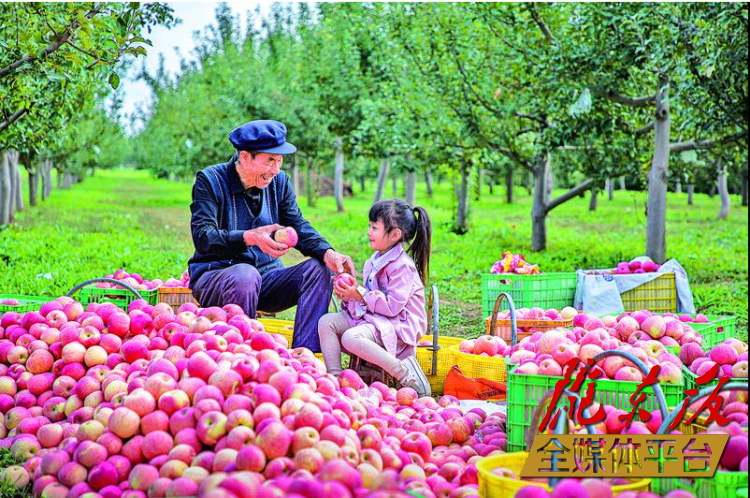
[416,335,461,395]
[449,345,508,384]
[477,452,651,498]
[157,287,199,312]
[621,273,677,313]
[259,318,296,346]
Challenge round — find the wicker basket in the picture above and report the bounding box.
[157,287,199,312]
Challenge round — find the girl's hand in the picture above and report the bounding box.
[334,278,363,302]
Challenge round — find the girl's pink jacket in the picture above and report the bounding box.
[344,243,427,359]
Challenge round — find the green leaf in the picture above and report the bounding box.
[108,72,120,90]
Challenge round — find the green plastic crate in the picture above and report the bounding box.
[506,365,685,452]
[682,367,724,399]
[651,470,748,498]
[481,273,577,318]
[0,294,49,314]
[79,285,158,311]
[692,315,737,350]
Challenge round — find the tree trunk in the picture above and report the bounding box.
[45,161,52,197]
[717,164,730,220]
[619,177,626,190]
[57,169,62,188]
[6,152,16,221]
[526,171,533,196]
[392,176,397,197]
[687,183,694,205]
[63,172,72,189]
[531,153,550,251]
[0,152,11,226]
[424,169,433,197]
[474,164,482,201]
[708,185,716,198]
[333,138,344,213]
[455,160,470,234]
[674,177,682,194]
[405,170,416,207]
[12,152,23,213]
[589,186,598,211]
[374,159,389,203]
[506,168,514,203]
[28,168,39,206]
[40,161,50,201]
[359,174,365,193]
[742,161,748,207]
[306,157,316,208]
[607,179,614,200]
[646,79,670,264]
[290,156,299,194]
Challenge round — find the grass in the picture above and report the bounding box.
[0,448,31,498]
[0,168,747,341]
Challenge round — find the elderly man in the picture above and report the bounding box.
[188,120,355,352]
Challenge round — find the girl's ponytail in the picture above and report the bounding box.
[408,206,432,284]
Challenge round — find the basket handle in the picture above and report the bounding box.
[66,278,144,300]
[590,350,670,421]
[429,284,440,376]
[526,386,600,450]
[488,291,518,345]
[657,381,749,435]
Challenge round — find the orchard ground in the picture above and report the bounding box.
[0,168,747,341]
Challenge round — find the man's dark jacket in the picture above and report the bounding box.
[187,159,332,288]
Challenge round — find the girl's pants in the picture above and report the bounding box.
[318,311,407,380]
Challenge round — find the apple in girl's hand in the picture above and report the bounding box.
[273,227,298,247]
[334,273,357,289]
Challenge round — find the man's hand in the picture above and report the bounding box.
[324,249,356,277]
[243,224,289,258]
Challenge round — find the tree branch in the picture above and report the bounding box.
[594,89,657,108]
[514,112,555,129]
[0,4,105,79]
[65,39,109,67]
[477,7,540,64]
[670,130,747,153]
[526,4,554,44]
[0,107,30,132]
[636,121,655,136]
[544,179,594,214]
[486,142,535,172]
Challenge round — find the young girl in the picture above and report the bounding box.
[318,199,432,397]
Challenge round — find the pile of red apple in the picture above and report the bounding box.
[493,306,578,323]
[506,323,685,385]
[574,310,704,350]
[0,296,504,498]
[609,258,662,275]
[681,340,748,381]
[681,340,749,425]
[97,270,164,292]
[161,270,191,289]
[457,336,508,357]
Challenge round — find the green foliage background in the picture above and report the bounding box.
[0,169,746,341]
